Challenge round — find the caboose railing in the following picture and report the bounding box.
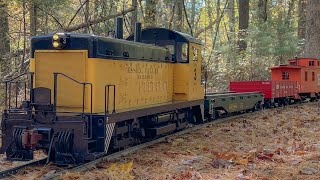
[53,72,93,139]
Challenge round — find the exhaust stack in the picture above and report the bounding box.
[134,22,142,42]
[115,17,123,39]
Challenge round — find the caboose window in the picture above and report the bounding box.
[312,72,315,81]
[305,71,308,81]
[282,72,289,80]
[309,61,315,66]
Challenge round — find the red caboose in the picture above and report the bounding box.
[271,58,320,100]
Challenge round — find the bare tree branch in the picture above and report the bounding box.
[37,7,64,29]
[65,7,135,32]
[194,1,228,38]
[67,0,89,28]
[183,0,193,36]
[168,3,176,29]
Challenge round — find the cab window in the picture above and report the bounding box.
[192,47,198,61]
[181,43,188,62]
[165,45,174,54]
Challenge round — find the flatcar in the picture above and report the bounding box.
[204,92,264,120]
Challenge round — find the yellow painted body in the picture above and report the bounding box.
[30,43,204,114]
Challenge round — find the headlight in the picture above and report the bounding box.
[52,41,60,48]
[52,33,68,49]
[52,34,59,41]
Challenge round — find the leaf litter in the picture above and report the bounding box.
[1,103,320,179]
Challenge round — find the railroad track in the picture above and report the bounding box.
[0,157,47,179]
[0,101,318,179]
[39,110,266,180]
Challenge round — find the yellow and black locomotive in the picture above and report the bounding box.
[0,18,204,164]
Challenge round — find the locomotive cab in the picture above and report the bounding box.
[127,28,204,101]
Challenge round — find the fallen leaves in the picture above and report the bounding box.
[62,161,135,180]
[2,103,320,179]
[124,104,320,179]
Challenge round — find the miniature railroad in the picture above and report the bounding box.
[42,112,261,180]
[0,110,259,180]
[1,101,318,180]
[0,157,47,178]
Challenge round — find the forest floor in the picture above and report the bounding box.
[1,103,320,180]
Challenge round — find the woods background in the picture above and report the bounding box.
[0,0,319,92]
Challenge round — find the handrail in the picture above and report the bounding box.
[53,72,93,140]
[1,72,32,110]
[104,84,116,117]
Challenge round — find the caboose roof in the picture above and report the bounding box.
[287,57,319,62]
[126,27,202,45]
[270,65,302,70]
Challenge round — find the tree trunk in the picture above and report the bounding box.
[238,0,249,52]
[258,0,267,22]
[145,0,157,27]
[214,0,220,49]
[298,0,306,40]
[131,0,138,33]
[0,0,10,55]
[84,0,90,33]
[227,0,235,37]
[21,0,26,71]
[286,0,295,27]
[213,0,221,70]
[29,0,37,36]
[190,0,196,28]
[304,0,320,58]
[0,0,10,76]
[175,0,183,31]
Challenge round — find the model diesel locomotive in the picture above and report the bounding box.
[0,18,207,165]
[4,16,317,166]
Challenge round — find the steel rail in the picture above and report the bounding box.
[41,111,262,180]
[0,157,47,179]
[1,101,317,180]
[43,101,319,180]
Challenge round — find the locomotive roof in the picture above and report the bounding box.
[126,27,202,45]
[30,33,170,61]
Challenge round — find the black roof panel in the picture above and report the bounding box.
[127,27,202,45]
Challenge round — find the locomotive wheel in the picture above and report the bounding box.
[251,105,257,112]
[284,100,289,106]
[211,110,219,120]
